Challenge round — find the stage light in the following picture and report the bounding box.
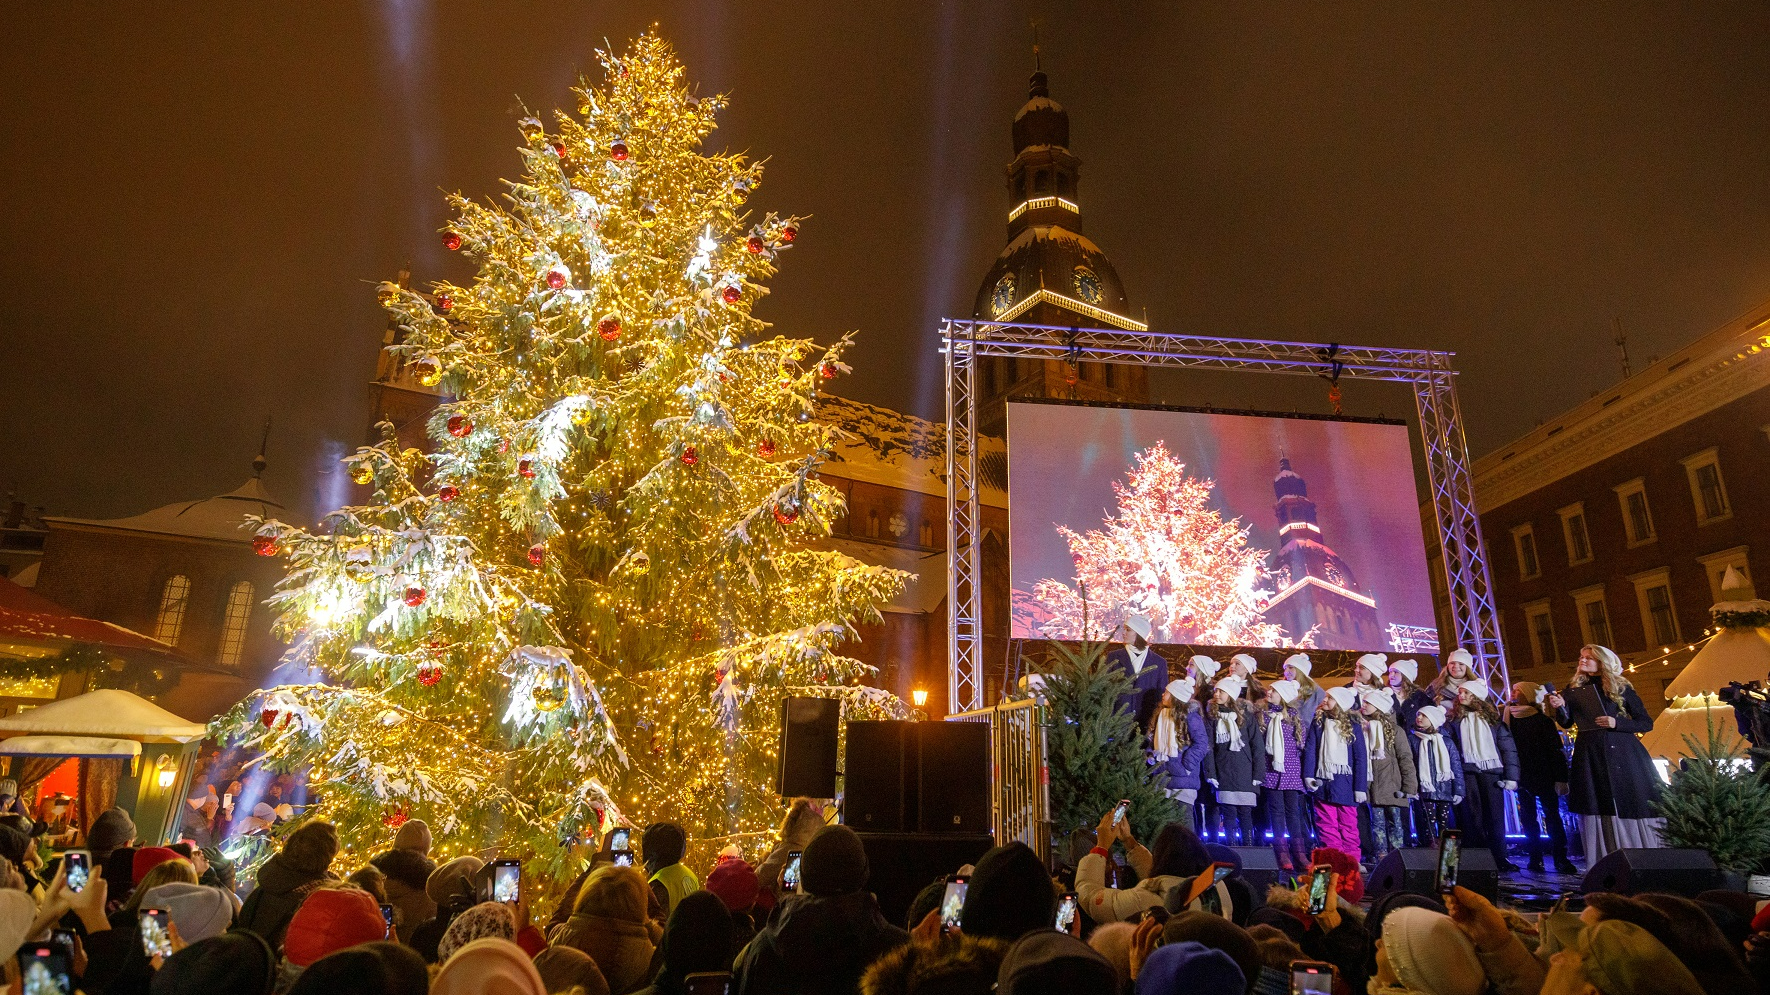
[912,688,928,708]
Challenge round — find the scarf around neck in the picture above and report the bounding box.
[1125,644,1149,674]
[1459,713,1502,770]
[1153,707,1181,761]
[1418,731,1454,788]
[1215,708,1244,751]
[1317,717,1352,780]
[1265,712,1289,772]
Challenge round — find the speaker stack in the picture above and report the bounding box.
[1367,847,1500,903]
[842,719,992,833]
[1580,848,1720,897]
[776,697,841,799]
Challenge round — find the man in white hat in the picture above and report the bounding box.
[1106,613,1169,731]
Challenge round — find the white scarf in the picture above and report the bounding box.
[1418,731,1454,788]
[1316,717,1352,779]
[1125,644,1149,675]
[1152,707,1181,761]
[1266,713,1288,772]
[1459,712,1502,771]
[1363,717,1387,783]
[1215,709,1244,751]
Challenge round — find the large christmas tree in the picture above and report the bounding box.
[1032,442,1285,646]
[216,34,907,883]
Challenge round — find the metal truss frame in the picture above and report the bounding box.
[942,319,1506,713]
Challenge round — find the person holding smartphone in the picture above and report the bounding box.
[1076,808,1213,923]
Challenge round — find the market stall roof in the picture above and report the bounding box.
[1663,615,1770,698]
[44,476,283,544]
[0,735,141,758]
[0,689,207,743]
[0,576,181,658]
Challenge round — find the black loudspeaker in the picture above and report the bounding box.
[844,721,910,831]
[777,697,841,798]
[1226,847,1284,894]
[916,721,991,834]
[1367,847,1499,903]
[1580,848,1720,896]
[856,832,996,929]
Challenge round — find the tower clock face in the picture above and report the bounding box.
[1073,266,1103,304]
[991,273,1016,315]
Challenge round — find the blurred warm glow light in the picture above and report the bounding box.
[912,688,928,708]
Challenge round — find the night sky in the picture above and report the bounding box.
[6,3,1770,525]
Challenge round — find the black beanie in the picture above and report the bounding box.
[996,930,1116,995]
[1162,911,1262,995]
[800,825,869,896]
[287,942,429,995]
[642,822,688,870]
[960,843,1054,943]
[151,931,276,995]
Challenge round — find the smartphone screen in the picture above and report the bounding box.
[1212,862,1234,883]
[682,973,731,995]
[1290,960,1335,995]
[62,852,89,894]
[139,909,173,958]
[1306,866,1332,915]
[1437,831,1461,893]
[612,850,635,867]
[782,851,803,892]
[1054,892,1079,932]
[492,859,521,903]
[610,827,632,852]
[18,943,74,995]
[380,903,395,937]
[940,877,969,930]
[1112,799,1130,826]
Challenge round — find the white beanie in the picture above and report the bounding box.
[1418,705,1448,729]
[1381,907,1487,995]
[1325,685,1358,711]
[1355,653,1388,682]
[1459,681,1491,702]
[1271,679,1300,704]
[1215,676,1246,700]
[1230,653,1258,673]
[1167,678,1196,702]
[1190,656,1221,681]
[1390,658,1420,683]
[1361,688,1395,713]
[1124,614,1153,640]
[1445,648,1475,669]
[1283,653,1312,676]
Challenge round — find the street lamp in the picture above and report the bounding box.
[911,688,928,709]
[154,754,177,790]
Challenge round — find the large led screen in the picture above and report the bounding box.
[1008,400,1439,653]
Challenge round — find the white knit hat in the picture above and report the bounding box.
[1459,681,1491,702]
[1325,685,1358,711]
[1271,679,1300,704]
[1283,653,1312,676]
[1355,653,1388,682]
[1215,676,1246,700]
[1189,656,1221,681]
[1361,688,1395,713]
[1230,653,1259,673]
[1124,614,1152,640]
[1167,678,1196,702]
[1390,658,1420,683]
[1445,647,1475,669]
[1418,705,1447,729]
[1381,907,1488,995]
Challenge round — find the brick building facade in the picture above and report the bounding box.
[1472,297,1770,711]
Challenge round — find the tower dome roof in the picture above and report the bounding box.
[1012,71,1069,153]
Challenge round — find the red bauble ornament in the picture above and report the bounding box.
[261,708,280,729]
[447,415,472,438]
[721,286,742,304]
[383,809,409,828]
[772,503,799,525]
[757,438,776,457]
[417,661,442,687]
[437,485,459,502]
[610,140,629,161]
[518,458,536,479]
[680,446,699,466]
[820,362,837,380]
[781,225,799,242]
[746,236,764,254]
[545,267,568,290]
[435,293,453,313]
[443,231,463,251]
[404,587,427,608]
[498,438,511,453]
[528,543,546,566]
[551,141,567,159]
[597,316,621,340]
[253,534,279,557]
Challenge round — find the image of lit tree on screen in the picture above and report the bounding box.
[1031,442,1287,645]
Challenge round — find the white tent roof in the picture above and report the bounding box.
[1640,694,1749,763]
[1664,611,1770,699]
[0,735,141,758]
[0,689,208,743]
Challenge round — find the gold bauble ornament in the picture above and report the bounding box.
[414,357,443,386]
[349,462,374,485]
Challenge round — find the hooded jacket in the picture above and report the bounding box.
[731,890,910,995]
[235,822,338,951]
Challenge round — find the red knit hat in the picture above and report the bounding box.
[282,888,387,967]
[703,856,760,912]
[132,847,182,883]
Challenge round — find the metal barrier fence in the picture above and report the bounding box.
[950,698,1051,862]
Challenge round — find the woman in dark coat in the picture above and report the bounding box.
[1203,677,1265,846]
[1546,644,1665,866]
[1506,681,1575,873]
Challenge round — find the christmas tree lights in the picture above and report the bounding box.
[214,34,907,887]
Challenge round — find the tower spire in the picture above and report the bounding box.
[1031,20,1042,72]
[253,415,271,478]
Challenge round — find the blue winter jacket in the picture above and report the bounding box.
[1412,731,1466,802]
[1155,703,1212,791]
[1445,713,1521,783]
[1302,716,1369,806]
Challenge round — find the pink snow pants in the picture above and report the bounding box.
[1316,803,1360,860]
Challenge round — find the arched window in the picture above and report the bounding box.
[153,575,191,646]
[217,581,254,666]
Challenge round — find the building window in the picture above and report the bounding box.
[1680,448,1731,525]
[1511,524,1540,580]
[1034,169,1051,194]
[1613,478,1655,547]
[1629,568,1679,648]
[217,581,254,667]
[1523,600,1557,665]
[1571,584,1612,648]
[1558,503,1592,565]
[153,575,191,646]
[1695,546,1751,603]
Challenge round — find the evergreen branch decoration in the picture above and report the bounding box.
[1654,707,1770,874]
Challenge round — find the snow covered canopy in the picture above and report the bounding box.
[0,689,208,744]
[0,735,141,758]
